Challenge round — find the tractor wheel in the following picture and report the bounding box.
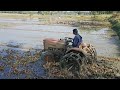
[60,51,86,75]
[84,44,97,64]
[92,46,97,61]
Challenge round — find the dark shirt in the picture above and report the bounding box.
[72,34,82,47]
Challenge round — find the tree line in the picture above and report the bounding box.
[0,11,118,15]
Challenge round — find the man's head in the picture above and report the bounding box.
[73,29,78,35]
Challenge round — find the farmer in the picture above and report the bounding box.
[72,29,83,48]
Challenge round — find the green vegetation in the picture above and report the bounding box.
[0,12,111,28]
[108,13,120,39]
[0,11,114,15]
[0,11,112,29]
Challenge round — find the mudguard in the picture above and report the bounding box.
[66,48,87,56]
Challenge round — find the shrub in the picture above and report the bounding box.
[108,13,120,39]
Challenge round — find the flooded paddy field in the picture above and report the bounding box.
[0,17,120,79]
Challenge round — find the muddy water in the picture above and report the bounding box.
[79,28,120,58]
[0,18,120,58]
[0,25,75,50]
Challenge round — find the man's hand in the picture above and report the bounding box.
[68,38,73,40]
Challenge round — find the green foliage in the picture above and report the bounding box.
[108,13,119,24]
[112,22,120,30]
[108,13,120,39]
[90,11,114,15]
